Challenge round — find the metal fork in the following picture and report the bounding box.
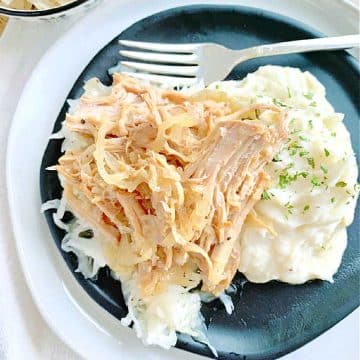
[119,35,360,86]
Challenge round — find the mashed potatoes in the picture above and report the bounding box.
[210,66,358,284]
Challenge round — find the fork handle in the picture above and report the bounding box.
[236,35,360,60]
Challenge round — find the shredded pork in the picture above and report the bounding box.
[56,74,288,296]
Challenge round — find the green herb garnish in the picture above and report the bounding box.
[261,190,272,200]
[272,154,282,162]
[298,171,309,178]
[279,173,295,189]
[273,98,287,107]
[287,86,292,98]
[285,202,294,215]
[311,176,321,187]
[299,135,309,142]
[307,157,315,169]
[304,92,314,100]
[288,141,303,156]
[299,150,309,157]
[336,181,347,188]
[320,165,328,174]
[278,169,308,189]
[324,148,330,157]
[288,141,302,150]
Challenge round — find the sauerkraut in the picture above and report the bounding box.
[55,73,288,298]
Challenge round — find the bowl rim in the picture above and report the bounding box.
[0,0,89,17]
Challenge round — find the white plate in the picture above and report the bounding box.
[6,1,359,359]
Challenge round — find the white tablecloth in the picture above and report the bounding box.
[0,1,358,359]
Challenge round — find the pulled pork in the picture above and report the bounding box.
[57,74,288,296]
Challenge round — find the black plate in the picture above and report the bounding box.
[40,5,360,360]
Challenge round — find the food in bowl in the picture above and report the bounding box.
[0,13,7,33]
[0,0,74,10]
[0,0,94,34]
[42,65,359,354]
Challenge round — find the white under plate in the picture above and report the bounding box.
[6,0,358,359]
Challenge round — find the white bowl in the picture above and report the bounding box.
[0,0,101,20]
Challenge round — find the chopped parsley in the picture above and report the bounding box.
[273,98,287,107]
[309,101,317,107]
[288,143,301,157]
[307,157,315,169]
[279,173,296,189]
[299,135,309,142]
[336,181,347,188]
[303,91,314,100]
[302,204,310,213]
[331,131,336,137]
[272,154,282,162]
[331,197,335,203]
[287,86,292,98]
[261,190,272,200]
[278,170,308,189]
[324,148,330,157]
[215,84,220,89]
[298,171,309,178]
[320,165,328,174]
[308,120,313,129]
[285,202,294,215]
[299,150,309,157]
[288,141,302,151]
[311,176,321,187]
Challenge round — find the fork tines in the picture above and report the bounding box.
[118,40,200,86]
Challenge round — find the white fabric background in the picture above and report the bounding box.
[0,1,358,359]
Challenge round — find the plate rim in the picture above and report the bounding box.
[6,1,359,359]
